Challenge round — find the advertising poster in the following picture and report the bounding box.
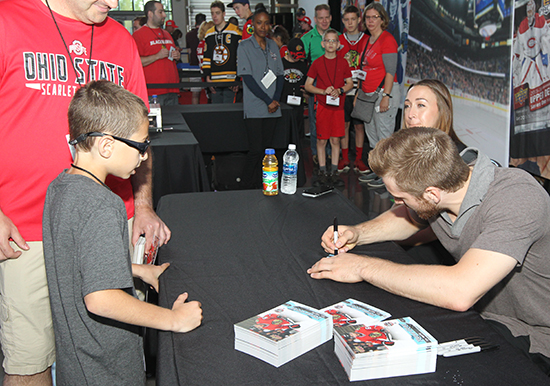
[510,0,550,178]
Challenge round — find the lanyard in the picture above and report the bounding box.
[46,0,94,86]
[149,26,168,47]
[360,33,382,68]
[323,56,339,87]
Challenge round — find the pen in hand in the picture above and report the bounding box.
[333,217,338,255]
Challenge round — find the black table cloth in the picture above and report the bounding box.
[149,126,210,208]
[155,190,549,385]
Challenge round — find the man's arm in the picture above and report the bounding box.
[84,289,202,333]
[130,153,171,249]
[321,204,427,254]
[308,248,517,312]
[140,47,169,67]
[0,207,28,260]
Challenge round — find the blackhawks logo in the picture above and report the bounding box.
[345,49,360,68]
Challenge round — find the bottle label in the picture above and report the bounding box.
[262,170,278,193]
[283,163,298,176]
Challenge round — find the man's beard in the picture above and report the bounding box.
[414,197,440,220]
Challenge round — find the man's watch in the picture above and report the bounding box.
[383,92,392,98]
[339,87,344,95]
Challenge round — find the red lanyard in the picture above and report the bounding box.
[323,56,338,87]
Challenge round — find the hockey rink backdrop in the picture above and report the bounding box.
[404,0,512,167]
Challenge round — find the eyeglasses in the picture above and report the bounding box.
[69,132,150,155]
[323,39,338,43]
[364,15,381,21]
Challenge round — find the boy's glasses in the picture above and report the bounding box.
[364,15,381,21]
[69,132,150,155]
[324,39,338,43]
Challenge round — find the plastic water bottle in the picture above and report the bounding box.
[281,144,299,195]
[262,148,278,196]
[149,94,162,128]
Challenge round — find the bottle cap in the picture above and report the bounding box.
[288,144,296,150]
[265,148,275,155]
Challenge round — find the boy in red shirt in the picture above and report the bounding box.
[338,5,369,174]
[305,29,353,187]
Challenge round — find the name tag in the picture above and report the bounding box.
[353,70,367,81]
[287,95,301,105]
[326,95,340,106]
[261,69,276,89]
[168,46,176,61]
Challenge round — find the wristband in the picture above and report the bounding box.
[383,92,392,98]
[339,87,344,95]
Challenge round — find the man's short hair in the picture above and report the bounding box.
[196,13,207,26]
[315,4,330,16]
[369,127,470,198]
[343,5,360,19]
[144,1,161,19]
[211,1,225,13]
[68,81,148,152]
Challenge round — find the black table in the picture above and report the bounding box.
[149,125,210,207]
[162,103,306,186]
[155,190,549,385]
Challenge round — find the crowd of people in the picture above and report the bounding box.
[407,41,509,105]
[1,0,549,385]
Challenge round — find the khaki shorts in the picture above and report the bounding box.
[0,241,55,375]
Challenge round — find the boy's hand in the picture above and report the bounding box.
[171,293,203,333]
[133,263,170,292]
[324,86,334,96]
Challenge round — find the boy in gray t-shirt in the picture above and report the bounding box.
[43,81,203,386]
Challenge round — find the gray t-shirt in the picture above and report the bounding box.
[237,36,284,119]
[429,149,550,357]
[43,172,144,386]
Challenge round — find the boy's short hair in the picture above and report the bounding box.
[322,28,339,41]
[343,5,360,18]
[211,1,225,13]
[68,81,148,152]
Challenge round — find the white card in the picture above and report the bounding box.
[353,70,367,81]
[168,46,176,61]
[326,95,340,106]
[261,69,276,89]
[287,95,301,105]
